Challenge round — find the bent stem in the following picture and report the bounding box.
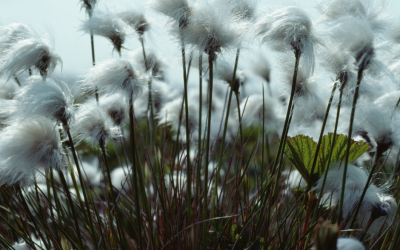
[211,48,240,218]
[338,68,364,225]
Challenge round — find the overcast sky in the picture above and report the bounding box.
[1,0,399,81]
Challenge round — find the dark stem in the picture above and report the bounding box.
[338,68,364,225]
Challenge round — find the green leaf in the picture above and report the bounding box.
[277,133,369,184]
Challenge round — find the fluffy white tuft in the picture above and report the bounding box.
[99,93,128,126]
[256,6,320,75]
[215,60,245,93]
[0,37,61,79]
[313,164,397,234]
[329,16,374,70]
[0,118,64,187]
[228,0,258,21]
[14,77,75,126]
[240,94,280,133]
[0,79,19,100]
[0,23,33,57]
[0,99,19,128]
[356,104,399,159]
[182,1,246,60]
[128,47,166,79]
[317,0,388,33]
[113,8,149,36]
[150,0,191,29]
[72,99,121,148]
[337,238,365,250]
[157,98,199,142]
[80,58,143,99]
[251,52,271,84]
[80,9,131,54]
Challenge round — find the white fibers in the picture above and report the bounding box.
[72,99,121,148]
[0,118,64,186]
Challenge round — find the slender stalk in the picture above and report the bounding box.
[312,90,343,215]
[262,84,265,178]
[100,144,128,249]
[304,82,338,248]
[58,170,84,250]
[181,45,192,225]
[129,96,143,250]
[338,68,364,225]
[235,92,244,151]
[271,50,301,176]
[65,129,99,250]
[14,76,21,87]
[202,54,214,250]
[196,53,203,211]
[270,50,301,200]
[211,49,240,218]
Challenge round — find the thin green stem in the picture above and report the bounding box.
[129,97,143,250]
[57,170,84,250]
[181,46,193,225]
[100,144,128,249]
[211,49,240,218]
[65,129,99,250]
[196,53,203,212]
[338,68,364,225]
[270,50,301,199]
[202,55,214,250]
[304,82,338,248]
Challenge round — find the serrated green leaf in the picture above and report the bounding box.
[277,133,369,184]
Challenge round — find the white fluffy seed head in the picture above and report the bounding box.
[313,164,397,234]
[251,53,271,83]
[150,0,191,29]
[182,1,246,61]
[0,23,34,57]
[240,94,279,133]
[113,8,149,36]
[317,0,388,33]
[72,99,121,148]
[329,16,374,70]
[80,9,131,54]
[80,58,143,99]
[128,48,166,79]
[157,98,198,142]
[0,37,61,79]
[0,118,64,187]
[0,79,19,100]
[228,0,258,21]
[356,104,398,159]
[215,60,245,94]
[99,93,128,126]
[256,6,320,75]
[0,99,19,128]
[337,238,365,250]
[14,77,75,127]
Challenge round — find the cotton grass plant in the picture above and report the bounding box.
[3,0,400,249]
